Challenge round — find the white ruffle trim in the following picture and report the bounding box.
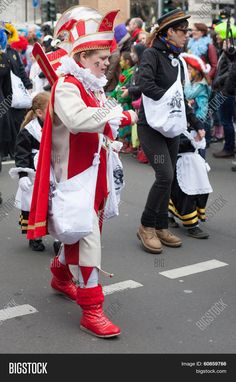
[56,56,108,92]
[9,167,36,180]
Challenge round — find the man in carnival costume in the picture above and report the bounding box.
[27,6,137,338]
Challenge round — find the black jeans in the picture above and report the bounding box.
[219,96,235,153]
[138,124,180,229]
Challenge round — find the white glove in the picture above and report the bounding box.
[111,141,123,152]
[128,110,138,125]
[19,177,32,192]
[109,117,122,139]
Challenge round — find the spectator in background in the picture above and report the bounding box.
[121,43,148,162]
[138,31,149,45]
[224,61,236,171]
[188,23,218,149]
[42,35,54,53]
[105,23,132,94]
[11,34,29,67]
[128,18,144,43]
[212,40,236,158]
[4,24,32,157]
[182,53,211,122]
[25,35,38,76]
[111,51,135,153]
[122,43,146,103]
[208,29,224,142]
[187,23,217,84]
[40,24,53,40]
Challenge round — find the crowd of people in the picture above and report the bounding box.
[0,6,236,339]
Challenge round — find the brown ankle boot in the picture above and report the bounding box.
[155,229,182,247]
[137,225,163,254]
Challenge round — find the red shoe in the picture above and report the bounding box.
[77,284,121,338]
[50,257,77,301]
[120,142,133,154]
[137,148,148,163]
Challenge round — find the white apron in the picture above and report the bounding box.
[176,131,213,195]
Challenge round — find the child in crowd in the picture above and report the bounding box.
[121,43,148,162]
[138,31,149,45]
[168,54,213,239]
[111,51,134,153]
[182,52,211,122]
[9,92,50,251]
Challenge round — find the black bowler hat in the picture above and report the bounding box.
[155,9,191,34]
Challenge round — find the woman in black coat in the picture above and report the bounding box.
[136,10,205,254]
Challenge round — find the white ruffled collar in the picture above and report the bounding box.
[56,56,108,92]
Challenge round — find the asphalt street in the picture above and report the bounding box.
[0,142,235,354]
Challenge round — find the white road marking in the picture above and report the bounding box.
[159,259,228,279]
[2,160,14,165]
[103,280,143,296]
[0,304,38,322]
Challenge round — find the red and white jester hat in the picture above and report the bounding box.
[54,6,119,55]
[181,53,211,75]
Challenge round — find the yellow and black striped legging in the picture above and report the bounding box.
[19,211,29,234]
[168,162,209,228]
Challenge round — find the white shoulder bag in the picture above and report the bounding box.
[48,134,103,245]
[142,59,188,138]
[11,71,32,109]
[104,141,125,220]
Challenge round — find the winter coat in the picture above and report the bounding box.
[224,61,236,96]
[6,46,32,90]
[15,118,42,178]
[212,51,232,94]
[126,64,142,101]
[123,44,146,102]
[110,67,134,107]
[184,79,211,120]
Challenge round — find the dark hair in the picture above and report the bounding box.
[121,51,134,67]
[132,43,146,61]
[41,24,53,36]
[120,38,132,53]
[161,20,189,36]
[125,18,131,27]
